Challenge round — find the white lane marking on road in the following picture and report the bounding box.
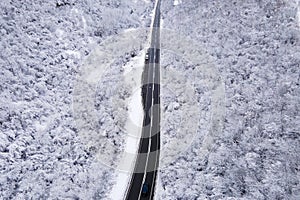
[138,50,157,199]
[135,0,160,198]
[149,62,159,198]
[138,136,152,199]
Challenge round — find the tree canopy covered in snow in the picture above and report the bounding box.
[157,0,300,199]
[0,0,153,199]
[1,0,299,199]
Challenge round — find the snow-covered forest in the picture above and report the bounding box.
[157,0,300,199]
[0,0,299,199]
[0,0,153,199]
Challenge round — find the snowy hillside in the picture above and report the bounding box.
[0,0,153,199]
[157,0,300,199]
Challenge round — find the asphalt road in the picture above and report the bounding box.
[125,0,161,199]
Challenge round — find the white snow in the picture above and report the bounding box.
[297,4,300,28]
[123,28,138,34]
[65,50,81,59]
[173,0,182,6]
[55,29,64,39]
[109,49,145,200]
[109,172,130,200]
[127,87,144,129]
[33,117,48,133]
[134,0,150,3]
[81,15,87,33]
[124,135,140,154]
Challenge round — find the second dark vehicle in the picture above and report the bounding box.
[141,183,150,197]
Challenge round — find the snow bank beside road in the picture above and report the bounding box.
[109,50,145,200]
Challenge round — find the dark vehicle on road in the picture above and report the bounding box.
[145,49,150,63]
[141,183,150,197]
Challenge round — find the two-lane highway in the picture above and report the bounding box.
[125,0,161,199]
